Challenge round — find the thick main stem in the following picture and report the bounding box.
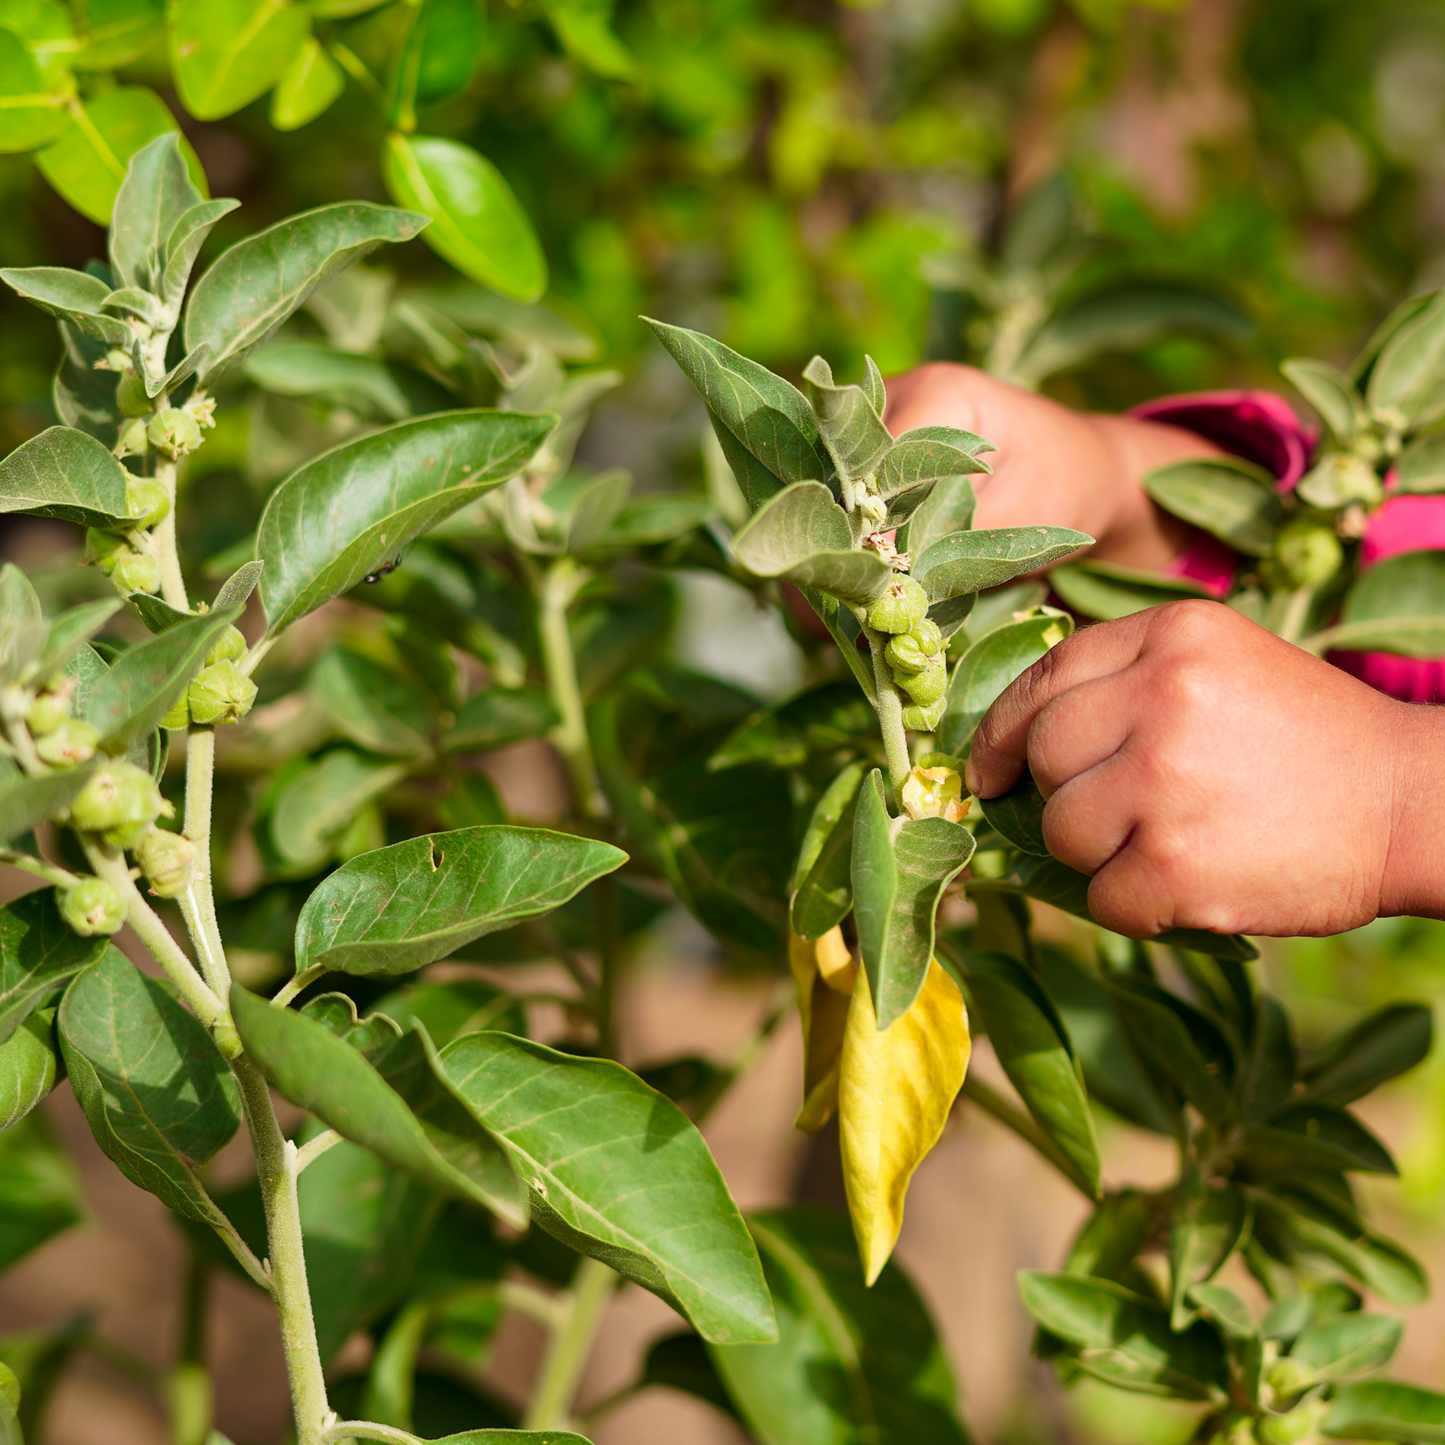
[522,1257,616,1430]
[864,626,912,800]
[233,1059,329,1445]
[152,457,189,611]
[535,558,608,821]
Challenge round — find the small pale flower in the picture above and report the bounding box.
[901,765,968,822]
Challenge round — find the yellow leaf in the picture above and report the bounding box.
[839,957,970,1283]
[788,927,856,1134]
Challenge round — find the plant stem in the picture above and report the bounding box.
[321,1425,417,1445]
[232,1058,330,1445]
[962,1076,1097,1200]
[1276,585,1314,645]
[272,962,327,1009]
[152,457,190,611]
[592,873,621,1058]
[0,850,78,889]
[522,1257,617,1431]
[534,557,608,821]
[293,1128,343,1174]
[178,727,231,1001]
[863,624,911,799]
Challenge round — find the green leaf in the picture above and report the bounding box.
[381,133,547,304]
[1169,1181,1251,1330]
[270,35,343,129]
[1018,1271,1227,1400]
[644,319,827,487]
[374,979,523,1046]
[709,406,784,514]
[1300,1002,1432,1105]
[1306,616,1445,658]
[444,687,558,753]
[851,770,975,1027]
[1049,561,1211,622]
[1291,1313,1401,1384]
[245,341,412,420]
[0,1008,59,1130]
[0,1110,84,1269]
[709,682,876,773]
[0,761,100,846]
[899,473,977,559]
[0,425,140,526]
[1241,1103,1396,1176]
[0,28,65,153]
[801,355,894,485]
[0,890,106,1044]
[160,197,240,305]
[979,772,1049,855]
[83,606,242,753]
[108,132,201,294]
[269,750,407,873]
[1143,457,1286,557]
[34,87,198,226]
[388,0,484,118]
[938,611,1072,755]
[440,1031,774,1344]
[185,202,428,383]
[1368,291,1445,428]
[1186,1282,1256,1342]
[1282,358,1363,442]
[59,948,240,1223]
[731,481,892,603]
[960,950,1100,1199]
[914,526,1091,604]
[1236,993,1296,1121]
[1395,432,1445,495]
[312,646,430,757]
[971,853,1258,961]
[1325,1381,1445,1441]
[1307,552,1445,657]
[539,0,634,78]
[293,825,625,976]
[53,318,120,444]
[71,0,164,68]
[790,759,867,940]
[215,559,265,610]
[256,410,552,634]
[563,469,632,553]
[881,425,992,501]
[229,987,526,1222]
[710,1207,968,1445]
[170,0,309,120]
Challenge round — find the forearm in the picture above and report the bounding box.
[1380,701,1445,921]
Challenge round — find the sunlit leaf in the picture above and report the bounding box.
[170,0,310,120]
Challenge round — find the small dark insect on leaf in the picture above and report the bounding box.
[363,554,403,584]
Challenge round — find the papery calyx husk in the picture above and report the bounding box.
[61,877,126,936]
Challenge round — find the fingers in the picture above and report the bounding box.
[1039,749,1140,875]
[965,615,1150,797]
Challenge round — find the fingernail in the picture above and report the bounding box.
[964,760,981,795]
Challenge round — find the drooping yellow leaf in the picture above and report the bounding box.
[788,927,856,1133]
[839,957,970,1283]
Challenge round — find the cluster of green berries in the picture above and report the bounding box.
[113,369,214,461]
[161,624,257,728]
[85,476,171,596]
[26,678,100,768]
[867,577,948,732]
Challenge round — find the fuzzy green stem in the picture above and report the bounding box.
[0,850,78,889]
[178,727,231,1000]
[320,1425,416,1445]
[152,457,189,611]
[863,625,911,800]
[522,1256,617,1431]
[1277,585,1314,646]
[592,873,621,1058]
[233,1058,330,1445]
[534,557,608,821]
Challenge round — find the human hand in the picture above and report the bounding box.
[883,363,1218,571]
[964,600,1445,938]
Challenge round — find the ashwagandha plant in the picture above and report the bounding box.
[4,132,1445,1445]
[653,318,1445,1445]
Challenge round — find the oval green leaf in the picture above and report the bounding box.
[0,889,107,1043]
[170,0,310,120]
[0,425,138,526]
[1142,457,1286,557]
[913,525,1092,602]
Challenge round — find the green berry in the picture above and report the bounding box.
[1256,1399,1325,1445]
[116,371,151,417]
[161,693,191,730]
[116,418,150,457]
[147,407,202,458]
[188,660,257,726]
[885,619,942,675]
[34,718,100,767]
[26,686,72,737]
[867,577,929,634]
[896,654,946,706]
[1273,517,1343,589]
[135,829,195,899]
[70,760,168,841]
[205,625,247,666]
[60,877,126,936]
[111,552,161,596]
[901,694,947,732]
[86,528,132,576]
[125,476,170,528]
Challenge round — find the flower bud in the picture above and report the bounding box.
[125,476,170,528]
[26,682,73,737]
[111,552,161,596]
[1273,517,1343,589]
[160,693,190,730]
[858,492,887,524]
[86,528,131,576]
[901,694,947,733]
[116,371,152,417]
[61,877,126,936]
[205,625,247,666]
[901,765,968,822]
[147,407,202,458]
[867,577,929,634]
[897,655,946,706]
[1264,1357,1312,1401]
[135,829,195,898]
[115,417,150,458]
[885,619,943,676]
[35,718,100,767]
[70,760,168,841]
[187,660,257,725]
